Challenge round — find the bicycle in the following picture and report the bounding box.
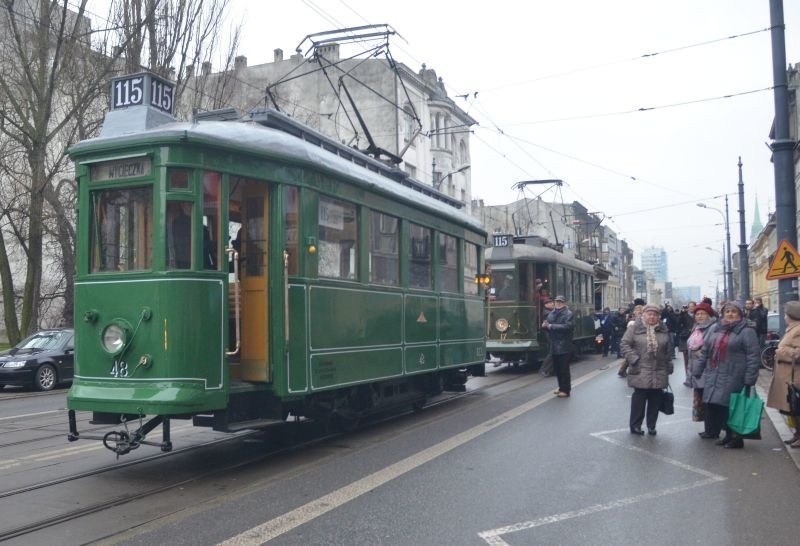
[760,343,776,372]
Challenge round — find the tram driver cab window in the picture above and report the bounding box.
[167,201,193,269]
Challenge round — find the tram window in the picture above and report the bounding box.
[318,196,357,280]
[166,201,193,269]
[439,233,457,293]
[202,172,221,270]
[490,271,516,300]
[90,187,152,272]
[464,242,478,295]
[284,186,299,275]
[369,211,398,286]
[168,169,190,191]
[519,263,530,302]
[409,223,432,289]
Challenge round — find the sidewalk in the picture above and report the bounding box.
[755,369,800,471]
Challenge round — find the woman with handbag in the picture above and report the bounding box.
[766,301,800,447]
[693,301,760,448]
[686,302,717,423]
[621,304,674,436]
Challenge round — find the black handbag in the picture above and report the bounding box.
[788,356,800,416]
[659,384,675,415]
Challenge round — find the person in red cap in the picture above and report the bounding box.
[686,301,717,422]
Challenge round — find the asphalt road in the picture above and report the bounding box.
[3,354,800,545]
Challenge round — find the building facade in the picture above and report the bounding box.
[641,246,668,284]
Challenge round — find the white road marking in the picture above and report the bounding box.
[217,369,606,546]
[477,477,724,546]
[477,380,728,545]
[0,410,61,421]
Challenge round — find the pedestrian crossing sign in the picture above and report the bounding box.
[766,239,800,280]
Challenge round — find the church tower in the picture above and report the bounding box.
[750,195,763,242]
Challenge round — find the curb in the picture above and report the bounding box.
[756,372,800,471]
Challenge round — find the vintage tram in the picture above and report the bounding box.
[66,73,486,455]
[485,234,597,367]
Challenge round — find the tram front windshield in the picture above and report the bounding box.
[491,271,517,301]
[89,187,153,272]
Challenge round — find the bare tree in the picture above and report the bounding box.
[0,0,138,342]
[114,0,240,115]
[0,1,237,343]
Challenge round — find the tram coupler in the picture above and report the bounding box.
[102,415,172,457]
[67,409,79,442]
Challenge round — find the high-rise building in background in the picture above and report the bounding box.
[641,246,668,283]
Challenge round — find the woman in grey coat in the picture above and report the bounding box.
[693,301,760,448]
[621,304,674,435]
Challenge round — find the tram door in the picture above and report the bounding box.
[233,179,270,382]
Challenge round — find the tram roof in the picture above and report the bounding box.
[70,112,484,234]
[486,242,595,274]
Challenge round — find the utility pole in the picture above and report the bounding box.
[769,0,798,331]
[724,195,734,302]
[737,157,750,303]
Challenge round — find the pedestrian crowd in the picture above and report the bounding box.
[582,296,798,449]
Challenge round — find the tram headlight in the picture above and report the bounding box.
[101,321,131,355]
[495,318,510,333]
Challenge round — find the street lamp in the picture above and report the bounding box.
[433,164,470,191]
[704,246,727,302]
[697,201,733,301]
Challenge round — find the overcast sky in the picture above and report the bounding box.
[225,1,799,300]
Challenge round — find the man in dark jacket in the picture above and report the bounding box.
[746,298,768,348]
[611,307,628,358]
[543,295,575,397]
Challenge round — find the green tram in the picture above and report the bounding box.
[66,73,486,455]
[485,235,597,367]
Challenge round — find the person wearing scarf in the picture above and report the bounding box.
[693,301,760,448]
[686,302,717,423]
[621,304,674,435]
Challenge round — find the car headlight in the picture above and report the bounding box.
[2,360,28,368]
[495,318,510,333]
[101,323,129,355]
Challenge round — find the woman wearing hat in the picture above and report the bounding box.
[621,304,674,435]
[766,300,800,447]
[686,302,717,423]
[693,301,760,448]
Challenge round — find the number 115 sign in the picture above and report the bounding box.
[111,72,175,116]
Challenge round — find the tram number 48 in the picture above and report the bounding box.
[110,360,129,378]
[112,75,174,114]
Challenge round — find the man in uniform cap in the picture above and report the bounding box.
[542,295,575,397]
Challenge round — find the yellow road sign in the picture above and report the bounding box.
[767,239,800,280]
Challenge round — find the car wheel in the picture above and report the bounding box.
[34,364,57,391]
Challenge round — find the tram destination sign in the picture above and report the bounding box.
[492,234,512,247]
[110,72,175,115]
[90,157,152,182]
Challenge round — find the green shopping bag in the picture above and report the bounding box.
[727,387,764,436]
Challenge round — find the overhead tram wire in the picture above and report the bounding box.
[501,86,775,127]
[479,26,775,95]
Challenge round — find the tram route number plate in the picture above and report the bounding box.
[111,73,175,115]
[492,234,512,247]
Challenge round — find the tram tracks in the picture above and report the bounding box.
[0,369,545,543]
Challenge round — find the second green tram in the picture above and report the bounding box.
[485,235,597,367]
